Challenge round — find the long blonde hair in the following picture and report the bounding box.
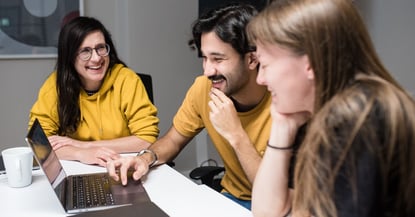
[248,0,415,216]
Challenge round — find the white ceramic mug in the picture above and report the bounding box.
[1,147,33,188]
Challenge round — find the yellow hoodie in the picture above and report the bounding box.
[29,64,159,143]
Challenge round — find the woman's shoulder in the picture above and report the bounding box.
[109,64,141,85]
[37,71,58,97]
[112,64,137,77]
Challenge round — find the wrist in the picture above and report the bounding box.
[267,141,294,151]
[227,131,246,149]
[82,140,94,148]
[137,149,158,168]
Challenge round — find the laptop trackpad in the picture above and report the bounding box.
[110,177,150,204]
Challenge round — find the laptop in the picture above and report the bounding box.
[25,119,155,214]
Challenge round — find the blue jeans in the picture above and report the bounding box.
[222,192,251,210]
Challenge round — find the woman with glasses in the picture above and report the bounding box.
[28,17,159,167]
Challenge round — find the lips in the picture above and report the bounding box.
[209,75,226,89]
[86,64,103,70]
[212,78,225,84]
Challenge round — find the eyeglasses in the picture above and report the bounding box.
[77,43,110,61]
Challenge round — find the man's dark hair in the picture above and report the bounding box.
[189,3,258,57]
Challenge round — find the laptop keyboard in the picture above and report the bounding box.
[72,175,115,208]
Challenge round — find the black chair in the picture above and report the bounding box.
[189,160,225,192]
[135,73,175,167]
[136,73,154,103]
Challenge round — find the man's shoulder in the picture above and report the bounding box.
[191,75,211,89]
[194,75,209,83]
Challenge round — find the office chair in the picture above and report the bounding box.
[189,160,224,192]
[135,72,175,167]
[136,73,154,104]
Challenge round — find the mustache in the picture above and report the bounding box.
[208,75,226,81]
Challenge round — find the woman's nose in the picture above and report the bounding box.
[256,67,266,86]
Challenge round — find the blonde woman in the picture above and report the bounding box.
[247,0,415,216]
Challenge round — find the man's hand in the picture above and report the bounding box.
[208,88,243,146]
[106,156,149,185]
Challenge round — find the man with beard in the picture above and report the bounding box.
[106,4,271,210]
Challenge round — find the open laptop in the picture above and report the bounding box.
[25,119,154,214]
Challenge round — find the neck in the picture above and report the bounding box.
[232,83,267,112]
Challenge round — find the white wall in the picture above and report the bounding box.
[356,0,415,95]
[0,0,414,175]
[0,0,203,174]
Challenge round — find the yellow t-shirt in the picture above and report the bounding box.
[173,76,271,200]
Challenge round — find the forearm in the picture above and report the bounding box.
[228,130,262,183]
[252,148,292,217]
[87,136,151,153]
[55,144,120,166]
[140,126,191,167]
[55,145,81,161]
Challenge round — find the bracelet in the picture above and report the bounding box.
[267,142,294,150]
[137,149,158,168]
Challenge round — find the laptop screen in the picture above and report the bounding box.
[26,119,67,200]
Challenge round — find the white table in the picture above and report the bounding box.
[0,160,252,217]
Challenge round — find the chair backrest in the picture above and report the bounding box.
[135,73,175,167]
[136,73,154,103]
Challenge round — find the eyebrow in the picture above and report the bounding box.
[79,43,106,49]
[202,51,227,57]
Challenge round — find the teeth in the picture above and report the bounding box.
[212,79,223,84]
[88,65,101,69]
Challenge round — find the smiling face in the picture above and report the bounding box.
[74,31,110,91]
[200,31,251,96]
[256,41,315,114]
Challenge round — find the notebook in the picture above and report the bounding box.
[25,119,157,214]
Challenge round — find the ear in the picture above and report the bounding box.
[304,55,314,80]
[247,52,259,70]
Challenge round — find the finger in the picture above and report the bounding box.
[119,160,134,185]
[52,143,62,151]
[111,153,121,160]
[210,87,222,96]
[99,149,119,162]
[97,158,107,167]
[208,100,217,113]
[106,160,119,181]
[209,90,221,105]
[133,169,144,181]
[210,88,227,101]
[104,149,120,159]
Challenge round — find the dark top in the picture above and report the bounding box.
[331,98,400,217]
[289,87,409,216]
